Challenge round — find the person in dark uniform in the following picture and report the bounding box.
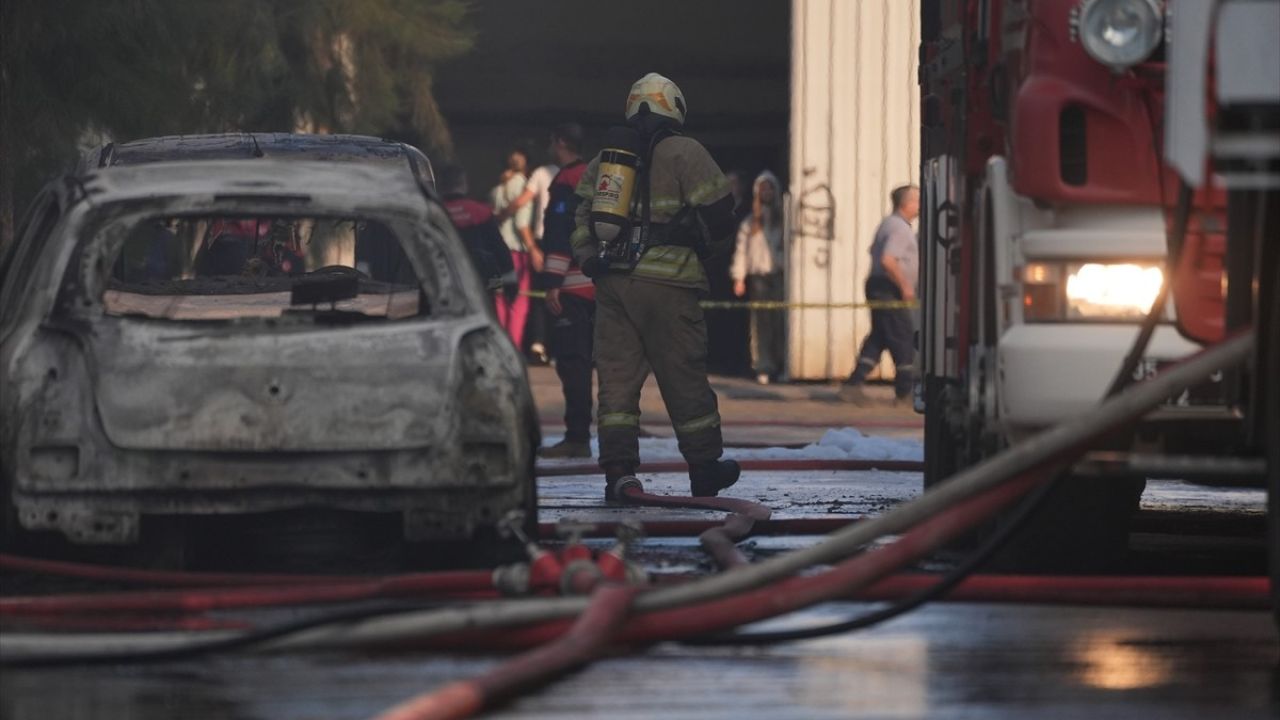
[840,184,920,404]
[538,123,595,459]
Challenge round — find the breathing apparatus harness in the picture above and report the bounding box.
[589,121,703,273]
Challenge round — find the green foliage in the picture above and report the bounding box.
[0,0,475,244]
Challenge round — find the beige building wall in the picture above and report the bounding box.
[788,0,920,380]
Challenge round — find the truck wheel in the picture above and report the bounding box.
[1265,241,1279,628]
[922,375,958,490]
[0,480,19,551]
[994,473,1145,573]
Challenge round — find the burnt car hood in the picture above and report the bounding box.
[88,318,472,452]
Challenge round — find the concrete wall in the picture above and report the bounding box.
[788,0,920,380]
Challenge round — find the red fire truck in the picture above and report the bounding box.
[917,0,1277,573]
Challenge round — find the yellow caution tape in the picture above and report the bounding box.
[698,299,918,310]
[518,289,915,311]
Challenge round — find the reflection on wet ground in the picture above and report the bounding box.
[3,467,1274,719]
[3,603,1275,720]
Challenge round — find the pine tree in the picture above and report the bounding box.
[0,0,475,253]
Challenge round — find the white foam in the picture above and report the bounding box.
[538,426,923,464]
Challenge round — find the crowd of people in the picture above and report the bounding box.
[440,74,918,496]
[442,146,919,392]
[441,145,804,382]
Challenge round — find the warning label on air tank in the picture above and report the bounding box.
[597,173,625,205]
[594,160,636,216]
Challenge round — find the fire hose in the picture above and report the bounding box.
[1,330,1252,669]
[612,484,773,570]
[536,457,922,477]
[0,573,499,617]
[369,585,638,720]
[0,552,366,587]
[0,495,764,621]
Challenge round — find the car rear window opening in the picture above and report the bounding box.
[102,216,427,322]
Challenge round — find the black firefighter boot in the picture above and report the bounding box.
[603,464,641,504]
[689,459,741,498]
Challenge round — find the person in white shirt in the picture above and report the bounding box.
[489,148,539,349]
[731,170,785,385]
[498,141,560,362]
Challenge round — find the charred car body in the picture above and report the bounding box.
[0,156,538,551]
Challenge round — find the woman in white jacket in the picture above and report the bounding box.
[731,170,785,385]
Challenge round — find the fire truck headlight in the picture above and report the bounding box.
[1065,262,1164,319]
[1022,262,1065,321]
[1077,0,1163,70]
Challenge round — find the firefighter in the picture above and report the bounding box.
[538,123,595,459]
[570,73,741,500]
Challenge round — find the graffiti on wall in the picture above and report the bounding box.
[797,166,835,268]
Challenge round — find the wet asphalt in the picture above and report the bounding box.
[2,370,1276,719]
[3,465,1276,720]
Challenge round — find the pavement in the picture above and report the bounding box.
[4,603,1272,720]
[528,364,924,448]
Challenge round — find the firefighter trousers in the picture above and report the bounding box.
[594,274,723,472]
[551,293,595,443]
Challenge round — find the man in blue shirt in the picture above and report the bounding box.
[841,185,919,404]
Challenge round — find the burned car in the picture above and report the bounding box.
[0,159,538,556]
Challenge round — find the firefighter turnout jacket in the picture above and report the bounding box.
[571,131,737,476]
[570,134,736,292]
[542,159,594,300]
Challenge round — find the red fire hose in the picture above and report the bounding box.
[541,417,922,430]
[376,472,1044,653]
[615,481,773,571]
[371,584,638,720]
[0,572,498,617]
[536,457,922,477]
[539,517,857,539]
[3,614,250,633]
[856,573,1271,610]
[0,552,362,587]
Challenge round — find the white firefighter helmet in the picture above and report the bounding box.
[625,73,687,126]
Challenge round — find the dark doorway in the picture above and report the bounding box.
[434,1,790,376]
